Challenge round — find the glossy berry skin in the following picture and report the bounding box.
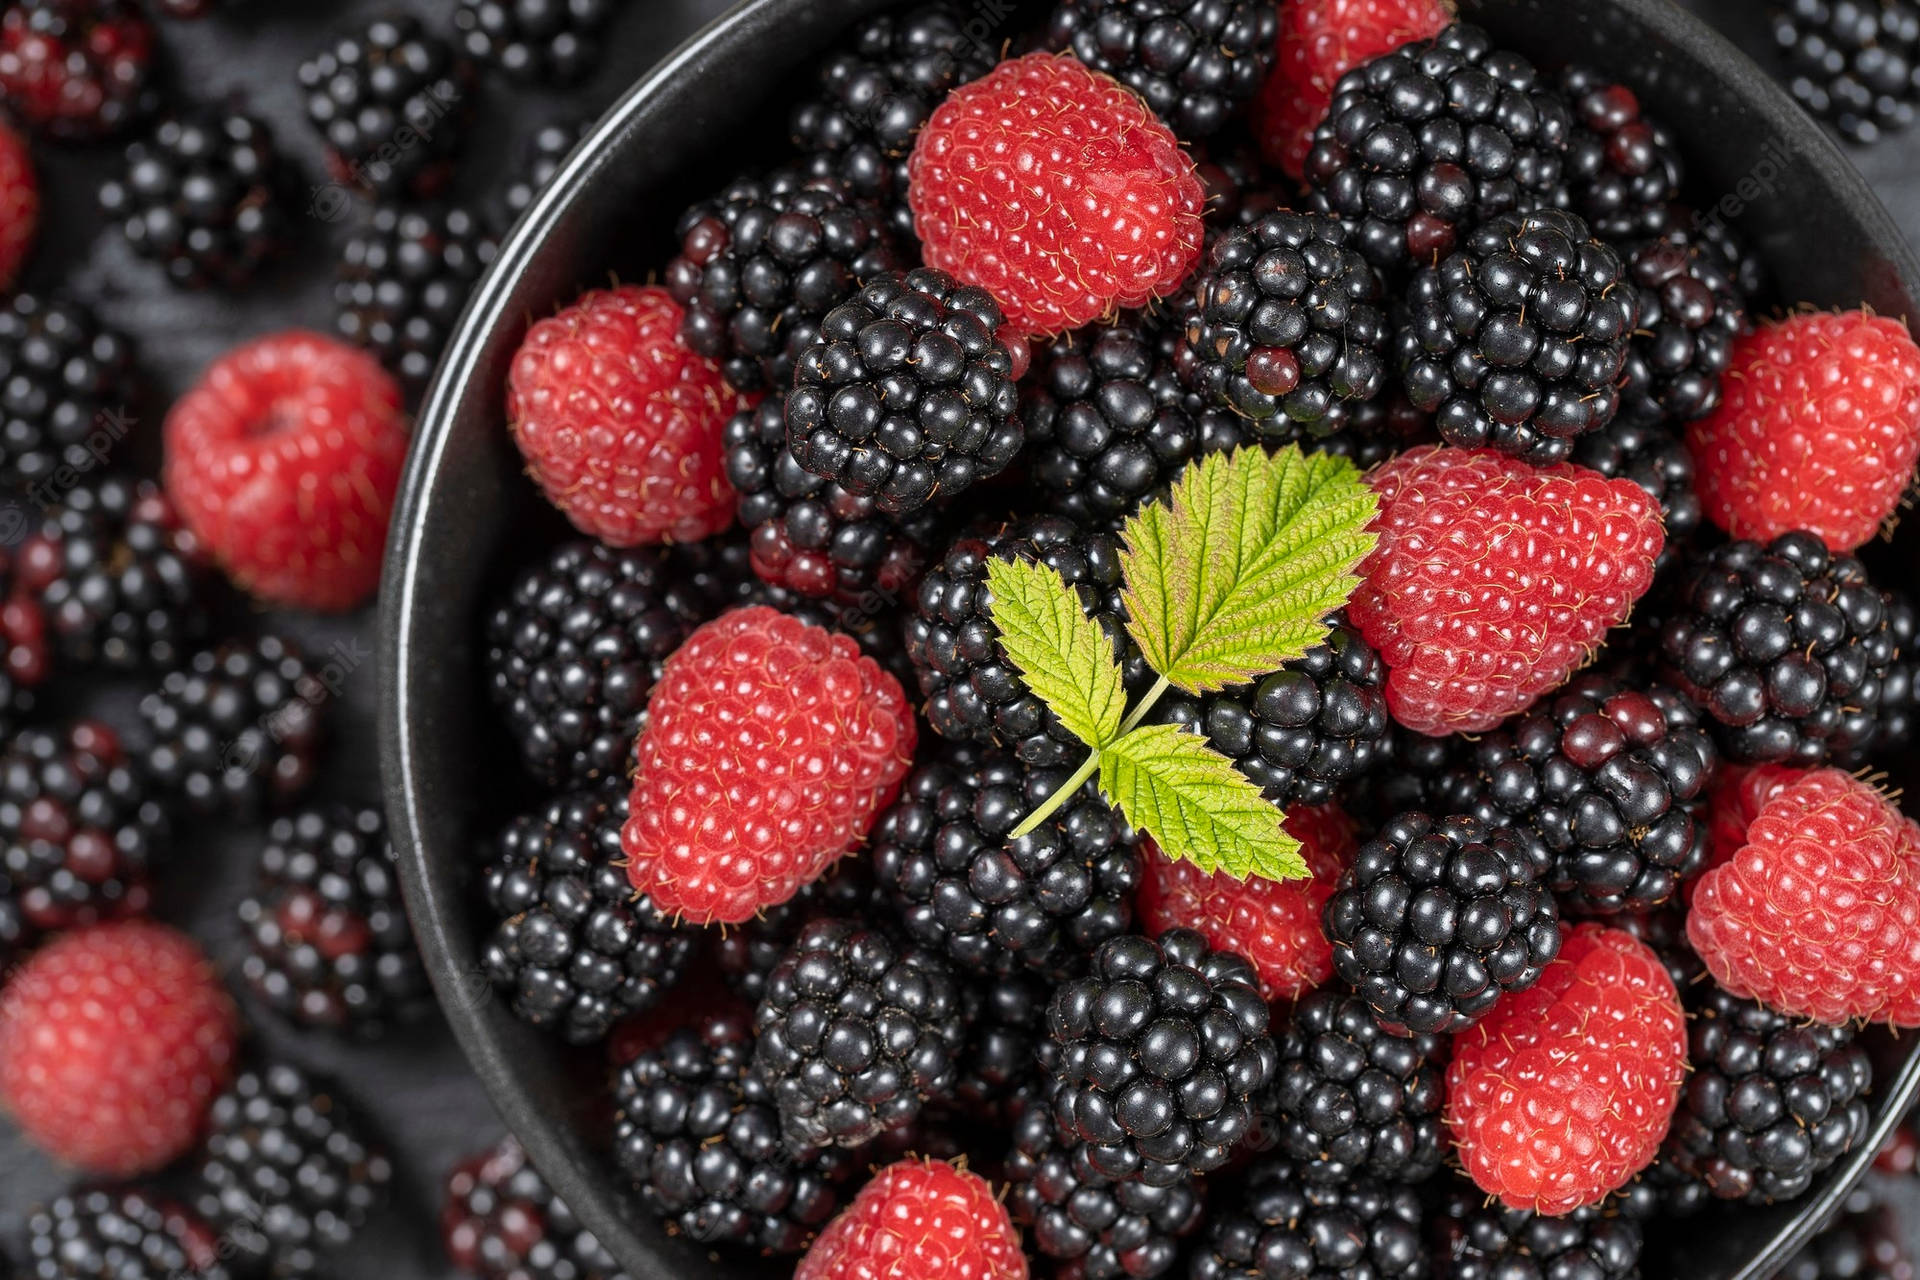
[1559,65,1685,241]
[1304,23,1573,270]
[0,292,137,490]
[1431,1185,1643,1280]
[100,109,286,290]
[753,917,964,1149]
[1252,0,1453,180]
[1350,446,1665,734]
[711,855,883,1004]
[451,0,613,85]
[509,285,744,550]
[797,1158,1026,1280]
[335,204,495,401]
[1571,416,1702,575]
[1688,310,1920,553]
[1042,0,1279,140]
[908,51,1207,341]
[787,267,1022,515]
[1700,762,1806,890]
[1687,768,1920,1026]
[0,0,155,141]
[1615,225,1749,426]
[441,1136,626,1280]
[1772,0,1920,144]
[1048,928,1278,1186]
[1189,1158,1426,1280]
[621,607,914,925]
[0,117,34,287]
[0,921,237,1177]
[1135,805,1353,1003]
[26,1189,230,1280]
[1400,209,1638,464]
[298,15,474,199]
[1323,811,1562,1035]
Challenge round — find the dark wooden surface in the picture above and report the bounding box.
[0,1,1914,1276]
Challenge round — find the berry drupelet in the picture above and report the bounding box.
[1189,1158,1426,1280]
[1398,208,1638,464]
[298,15,476,199]
[752,917,965,1149]
[237,807,429,1036]
[1771,0,1920,144]
[1041,0,1279,140]
[99,108,286,290]
[711,855,884,1004]
[666,171,897,393]
[451,0,612,85]
[483,540,706,790]
[1664,985,1873,1204]
[1323,811,1562,1034]
[1431,1185,1642,1280]
[951,971,1049,1123]
[870,745,1142,976]
[335,204,497,401]
[497,117,584,224]
[1304,22,1573,270]
[1048,928,1277,1186]
[0,0,156,141]
[786,267,1022,515]
[442,1136,629,1280]
[1659,532,1901,766]
[1616,225,1750,426]
[26,1189,230,1280]
[1178,208,1390,427]
[191,1063,393,1280]
[1559,65,1685,241]
[0,292,137,490]
[480,786,693,1045]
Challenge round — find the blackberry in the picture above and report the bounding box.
[191,1063,393,1280]
[0,0,157,141]
[789,3,995,240]
[1041,0,1279,139]
[1304,23,1573,270]
[237,807,429,1036]
[498,117,584,224]
[1323,811,1562,1034]
[725,392,940,602]
[1663,985,1873,1204]
[1265,986,1445,1185]
[335,204,497,401]
[1339,724,1466,832]
[871,745,1142,976]
[1156,618,1390,809]
[1779,1205,1915,1280]
[483,540,705,790]
[98,108,287,290]
[1048,928,1276,1186]
[1570,416,1702,561]
[0,292,138,490]
[752,916,965,1148]
[713,854,883,1003]
[480,786,693,1045]
[954,972,1050,1122]
[1431,1186,1641,1280]
[1559,65,1685,241]
[666,171,897,393]
[1615,226,1749,426]
[1771,0,1920,144]
[298,15,476,199]
[26,1189,231,1280]
[612,1011,853,1253]
[1874,592,1918,755]
[139,634,325,819]
[1189,1158,1426,1280]
[1398,208,1638,465]
[18,474,211,673]
[451,0,612,85]
[1659,532,1901,766]
[0,544,50,735]
[1178,208,1390,428]
[787,267,1022,515]
[1442,673,1718,913]
[442,1136,628,1280]
[905,514,1146,765]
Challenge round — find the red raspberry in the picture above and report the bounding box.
[0,0,155,141]
[1253,0,1454,180]
[1348,445,1665,734]
[0,118,35,288]
[164,330,408,612]
[1687,310,1920,553]
[509,284,747,548]
[1447,923,1687,1215]
[1687,768,1920,1026]
[0,920,237,1176]
[1695,762,1805,898]
[622,605,915,926]
[1136,802,1355,1002]
[796,1158,1026,1280]
[908,51,1206,342]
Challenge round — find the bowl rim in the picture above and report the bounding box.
[379,1,1920,1276]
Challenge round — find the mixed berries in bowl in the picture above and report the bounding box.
[380,1,1920,1278]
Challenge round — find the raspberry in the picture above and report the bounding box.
[508,284,745,549]
[908,50,1206,340]
[0,117,34,287]
[621,606,915,925]
[0,920,238,1176]
[1041,0,1279,140]
[1348,446,1665,734]
[164,330,409,611]
[1687,768,1920,1026]
[1700,763,1804,890]
[1447,923,1687,1215]
[0,0,156,141]
[796,1158,1025,1280]
[1687,310,1920,553]
[1135,804,1354,1002]
[1251,0,1453,180]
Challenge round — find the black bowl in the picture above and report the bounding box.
[379,2,1920,1277]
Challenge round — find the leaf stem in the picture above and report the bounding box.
[1009,675,1175,838]
[1117,676,1171,735]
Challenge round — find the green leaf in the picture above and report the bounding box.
[986,555,1128,751]
[1120,444,1380,695]
[1097,721,1306,881]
